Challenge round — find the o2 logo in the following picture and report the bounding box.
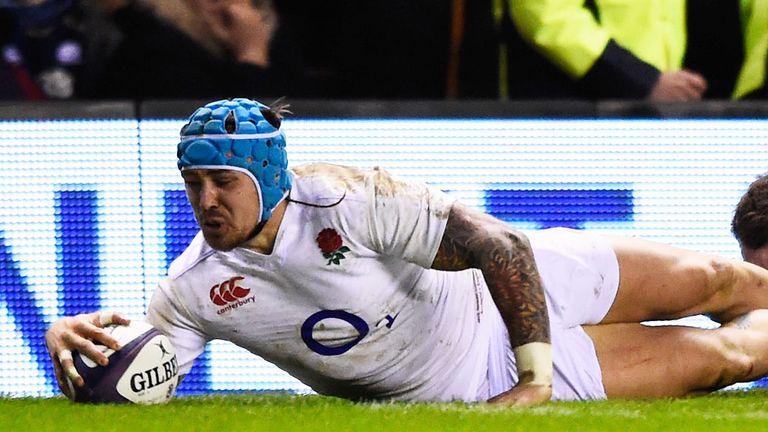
[300,310,370,356]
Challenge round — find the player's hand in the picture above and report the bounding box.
[44,311,130,397]
[649,70,708,102]
[487,382,552,407]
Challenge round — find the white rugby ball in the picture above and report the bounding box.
[65,321,178,404]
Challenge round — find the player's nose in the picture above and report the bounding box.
[198,183,220,210]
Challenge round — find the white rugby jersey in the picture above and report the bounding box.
[146,163,501,402]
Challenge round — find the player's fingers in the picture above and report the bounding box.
[48,350,74,397]
[82,312,127,351]
[95,311,130,328]
[57,349,84,388]
[61,330,110,366]
[488,384,551,407]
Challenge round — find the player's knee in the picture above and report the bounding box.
[700,333,754,390]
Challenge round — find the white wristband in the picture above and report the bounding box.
[513,342,553,386]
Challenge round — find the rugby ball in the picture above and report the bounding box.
[65,321,178,404]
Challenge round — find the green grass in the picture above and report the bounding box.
[2,390,767,432]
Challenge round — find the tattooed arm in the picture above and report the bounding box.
[432,201,552,406]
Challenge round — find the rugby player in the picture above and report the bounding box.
[733,174,768,269]
[46,98,768,406]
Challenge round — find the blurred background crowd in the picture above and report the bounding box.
[1,0,766,101]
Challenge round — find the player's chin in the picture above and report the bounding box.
[202,232,239,252]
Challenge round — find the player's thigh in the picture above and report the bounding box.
[602,235,737,323]
[584,323,748,398]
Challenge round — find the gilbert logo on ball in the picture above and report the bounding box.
[66,321,178,404]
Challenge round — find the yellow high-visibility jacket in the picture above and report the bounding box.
[507,0,766,99]
[510,0,686,79]
[734,0,768,99]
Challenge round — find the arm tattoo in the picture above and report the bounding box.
[432,203,550,346]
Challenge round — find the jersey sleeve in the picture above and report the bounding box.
[145,278,207,376]
[365,167,456,267]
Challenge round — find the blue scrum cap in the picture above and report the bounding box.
[177,98,292,223]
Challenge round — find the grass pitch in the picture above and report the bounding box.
[2,390,767,432]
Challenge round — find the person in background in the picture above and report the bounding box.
[503,0,707,101]
[499,0,767,101]
[89,0,304,99]
[0,0,120,99]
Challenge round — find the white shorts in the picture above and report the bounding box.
[483,228,620,401]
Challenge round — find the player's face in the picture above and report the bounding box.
[741,244,768,270]
[182,169,261,251]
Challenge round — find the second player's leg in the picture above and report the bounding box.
[585,310,768,398]
[601,235,768,324]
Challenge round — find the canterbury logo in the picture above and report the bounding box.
[210,276,250,306]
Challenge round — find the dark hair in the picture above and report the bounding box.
[732,174,768,249]
[222,97,290,133]
[263,97,291,128]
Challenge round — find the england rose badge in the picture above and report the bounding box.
[316,228,350,265]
